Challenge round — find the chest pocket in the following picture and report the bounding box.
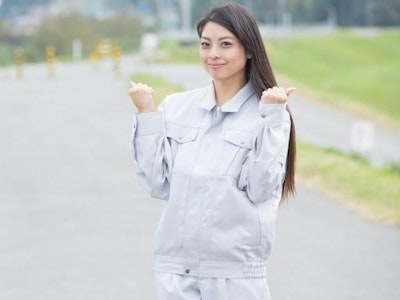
[166,123,199,172]
[224,129,253,149]
[218,129,254,176]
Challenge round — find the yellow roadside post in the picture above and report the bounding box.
[15,48,24,79]
[96,39,112,59]
[112,44,121,77]
[46,46,56,79]
[89,50,100,69]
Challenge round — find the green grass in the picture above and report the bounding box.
[297,142,400,225]
[131,73,183,106]
[130,72,400,225]
[267,31,400,126]
[0,43,15,67]
[157,30,400,127]
[157,39,200,64]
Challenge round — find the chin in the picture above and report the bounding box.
[207,72,226,81]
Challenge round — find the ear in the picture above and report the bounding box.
[246,52,252,59]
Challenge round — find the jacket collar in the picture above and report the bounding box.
[199,81,255,112]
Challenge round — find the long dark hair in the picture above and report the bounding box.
[197,3,296,200]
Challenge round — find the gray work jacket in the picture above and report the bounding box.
[131,82,291,278]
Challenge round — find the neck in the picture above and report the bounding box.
[213,76,246,106]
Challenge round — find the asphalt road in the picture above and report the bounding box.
[0,58,399,299]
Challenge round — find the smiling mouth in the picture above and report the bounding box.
[208,64,224,68]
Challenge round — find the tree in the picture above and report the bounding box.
[0,0,51,18]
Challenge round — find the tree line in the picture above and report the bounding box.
[142,0,400,27]
[1,0,400,27]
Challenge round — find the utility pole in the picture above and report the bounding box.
[277,0,291,28]
[278,0,286,25]
[180,0,191,32]
[366,0,374,26]
[327,5,337,27]
[154,0,163,31]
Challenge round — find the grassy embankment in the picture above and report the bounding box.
[132,31,400,225]
[267,31,400,128]
[158,31,400,127]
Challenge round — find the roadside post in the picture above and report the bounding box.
[72,39,82,62]
[89,50,100,70]
[46,46,56,79]
[112,44,121,78]
[15,48,24,79]
[140,33,159,61]
[350,121,375,160]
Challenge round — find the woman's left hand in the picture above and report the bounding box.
[261,86,296,104]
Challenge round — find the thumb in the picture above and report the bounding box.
[286,87,296,96]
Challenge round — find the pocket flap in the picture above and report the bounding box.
[223,129,253,149]
[167,124,199,143]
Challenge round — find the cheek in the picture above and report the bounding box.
[199,50,208,63]
[231,53,248,69]
[230,48,247,62]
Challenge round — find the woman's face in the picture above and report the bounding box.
[199,21,249,84]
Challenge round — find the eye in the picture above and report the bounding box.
[221,41,232,48]
[200,41,210,49]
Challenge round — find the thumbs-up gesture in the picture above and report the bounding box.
[128,81,155,113]
[261,86,296,104]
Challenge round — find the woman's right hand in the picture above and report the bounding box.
[128,81,156,113]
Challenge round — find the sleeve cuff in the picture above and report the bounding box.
[258,103,287,124]
[134,111,164,136]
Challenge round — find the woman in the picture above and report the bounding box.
[128,3,296,299]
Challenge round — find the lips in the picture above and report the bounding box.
[208,63,225,69]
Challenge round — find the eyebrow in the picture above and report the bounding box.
[200,36,235,41]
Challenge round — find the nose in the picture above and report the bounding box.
[208,46,221,59]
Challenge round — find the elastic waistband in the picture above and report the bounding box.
[153,255,267,278]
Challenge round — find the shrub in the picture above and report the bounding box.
[22,14,147,62]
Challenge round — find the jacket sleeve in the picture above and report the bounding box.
[237,103,291,204]
[131,105,172,200]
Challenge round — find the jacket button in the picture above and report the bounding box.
[261,114,266,118]
[185,269,190,274]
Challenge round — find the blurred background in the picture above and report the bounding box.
[1,0,400,64]
[0,0,399,299]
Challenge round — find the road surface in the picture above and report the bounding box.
[0,59,399,299]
